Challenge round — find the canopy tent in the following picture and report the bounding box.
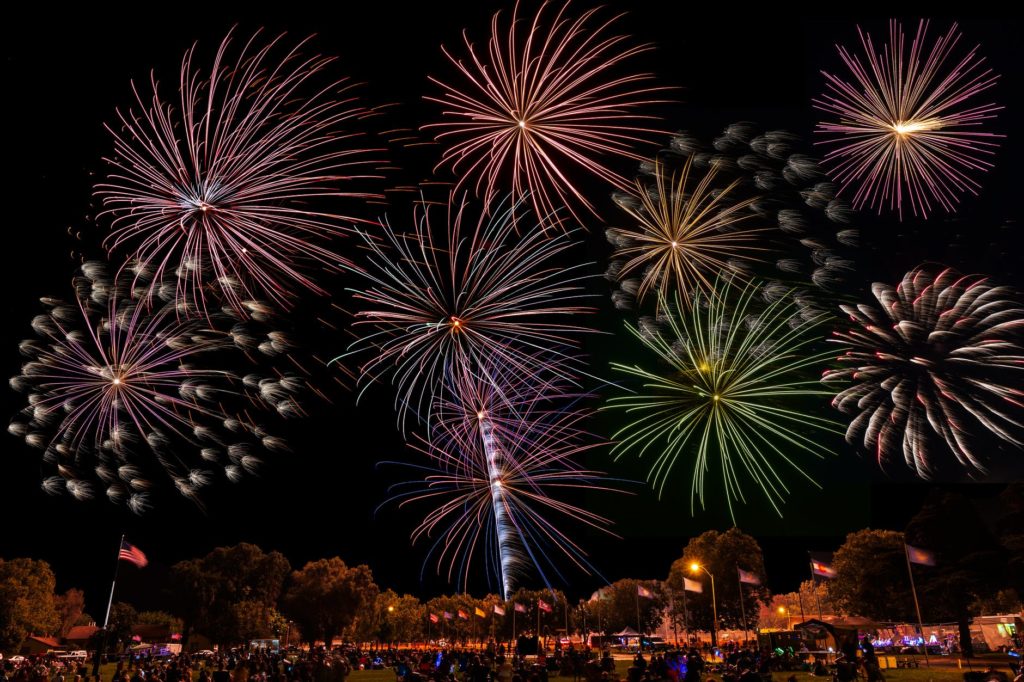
[796,618,878,659]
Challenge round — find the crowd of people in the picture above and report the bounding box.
[2,640,1021,682]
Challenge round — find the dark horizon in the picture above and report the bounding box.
[2,4,1021,618]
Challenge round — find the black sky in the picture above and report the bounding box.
[2,5,1021,616]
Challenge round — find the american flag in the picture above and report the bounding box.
[118,540,148,568]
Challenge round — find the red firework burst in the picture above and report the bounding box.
[425,0,667,231]
[95,29,386,317]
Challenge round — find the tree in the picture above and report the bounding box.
[829,529,915,621]
[360,591,424,645]
[168,543,290,647]
[905,490,1006,658]
[55,588,86,638]
[233,601,281,643]
[665,529,770,638]
[136,611,183,633]
[590,579,665,635]
[0,558,59,654]
[759,581,838,630]
[106,602,137,652]
[994,482,1024,596]
[283,558,377,647]
[422,593,494,644]
[499,589,571,643]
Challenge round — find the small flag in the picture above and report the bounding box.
[429,613,439,624]
[443,611,453,620]
[474,607,486,618]
[118,540,148,568]
[906,544,936,566]
[538,599,552,613]
[493,605,506,616]
[683,577,703,593]
[737,568,760,585]
[514,603,527,614]
[457,609,469,620]
[637,585,654,599]
[810,560,837,579]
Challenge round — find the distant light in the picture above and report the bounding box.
[689,562,700,573]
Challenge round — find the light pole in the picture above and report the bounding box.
[387,605,395,649]
[690,563,718,651]
[778,606,791,630]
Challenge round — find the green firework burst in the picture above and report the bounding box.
[607,281,842,521]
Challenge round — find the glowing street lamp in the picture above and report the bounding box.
[690,562,718,649]
[778,605,792,630]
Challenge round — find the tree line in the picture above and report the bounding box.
[2,485,1020,655]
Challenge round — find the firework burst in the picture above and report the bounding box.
[387,362,615,598]
[814,19,1003,219]
[607,281,840,522]
[426,0,666,230]
[8,263,295,511]
[825,266,1024,478]
[343,194,595,431]
[609,123,861,321]
[606,157,767,306]
[95,29,385,317]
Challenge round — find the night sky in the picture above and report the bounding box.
[2,5,1021,616]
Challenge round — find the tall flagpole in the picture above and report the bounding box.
[682,589,689,646]
[904,544,930,668]
[635,589,641,651]
[736,567,749,646]
[93,534,125,679]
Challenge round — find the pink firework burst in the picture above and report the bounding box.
[425,0,667,231]
[814,19,1003,220]
[95,29,385,317]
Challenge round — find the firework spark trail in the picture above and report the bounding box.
[607,280,841,523]
[814,19,1003,219]
[95,28,386,317]
[426,0,667,231]
[342,193,596,432]
[9,263,296,512]
[384,361,616,597]
[825,266,1024,478]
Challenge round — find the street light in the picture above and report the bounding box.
[690,562,718,650]
[778,606,792,630]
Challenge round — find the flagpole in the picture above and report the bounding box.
[564,598,569,645]
[537,602,541,650]
[93,534,125,679]
[682,588,689,646]
[635,588,641,651]
[904,543,930,668]
[736,567,749,647]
